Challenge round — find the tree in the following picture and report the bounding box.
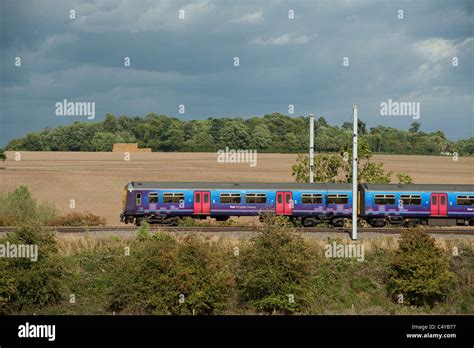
[238,217,316,314]
[358,119,367,135]
[388,229,455,307]
[396,172,413,184]
[316,116,328,129]
[91,132,122,152]
[409,122,421,133]
[20,133,44,151]
[292,154,343,183]
[292,138,411,184]
[250,124,272,150]
[341,122,352,131]
[219,120,250,149]
[455,137,474,155]
[0,148,6,161]
[102,114,119,133]
[161,120,185,151]
[4,113,471,156]
[344,120,367,134]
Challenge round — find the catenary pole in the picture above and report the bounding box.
[309,114,315,183]
[352,106,358,240]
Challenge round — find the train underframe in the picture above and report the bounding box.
[298,215,473,227]
[121,212,473,227]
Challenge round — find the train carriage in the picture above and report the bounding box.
[121,182,353,226]
[360,184,474,226]
[121,182,474,227]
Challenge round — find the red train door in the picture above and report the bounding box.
[430,193,438,216]
[194,191,211,215]
[276,191,293,215]
[438,193,448,216]
[430,193,448,216]
[276,192,284,215]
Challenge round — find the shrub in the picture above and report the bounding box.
[237,218,316,314]
[387,228,455,307]
[168,235,235,314]
[0,268,16,314]
[0,148,6,161]
[137,221,150,241]
[108,233,235,315]
[311,242,393,314]
[0,224,64,313]
[0,186,59,226]
[48,211,106,226]
[442,241,474,313]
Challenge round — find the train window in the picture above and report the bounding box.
[432,196,437,205]
[302,193,323,204]
[204,194,209,203]
[220,193,241,204]
[277,194,282,204]
[149,192,158,204]
[327,194,348,204]
[195,194,200,203]
[246,193,267,204]
[374,194,396,205]
[457,195,474,206]
[163,192,184,204]
[399,194,422,205]
[440,195,446,205]
[136,193,141,206]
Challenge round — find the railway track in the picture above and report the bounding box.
[0,226,473,235]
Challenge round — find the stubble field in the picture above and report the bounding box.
[1,151,473,225]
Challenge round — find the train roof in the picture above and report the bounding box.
[128,182,353,190]
[361,184,474,192]
[127,182,474,192]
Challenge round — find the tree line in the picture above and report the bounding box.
[4,113,473,155]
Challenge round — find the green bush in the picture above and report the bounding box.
[442,241,474,313]
[0,186,59,226]
[137,221,151,241]
[311,242,397,314]
[0,224,64,313]
[387,228,456,307]
[0,148,6,161]
[108,232,235,315]
[0,267,16,314]
[237,219,316,314]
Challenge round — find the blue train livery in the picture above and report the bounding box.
[120,182,473,227]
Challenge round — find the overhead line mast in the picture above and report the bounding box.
[352,105,358,240]
[309,114,315,183]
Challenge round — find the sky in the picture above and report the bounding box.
[1,0,473,146]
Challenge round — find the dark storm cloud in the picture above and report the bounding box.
[1,0,473,146]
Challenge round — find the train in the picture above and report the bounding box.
[120,182,474,227]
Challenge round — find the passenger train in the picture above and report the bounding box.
[120,182,474,227]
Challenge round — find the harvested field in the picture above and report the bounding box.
[1,151,473,225]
